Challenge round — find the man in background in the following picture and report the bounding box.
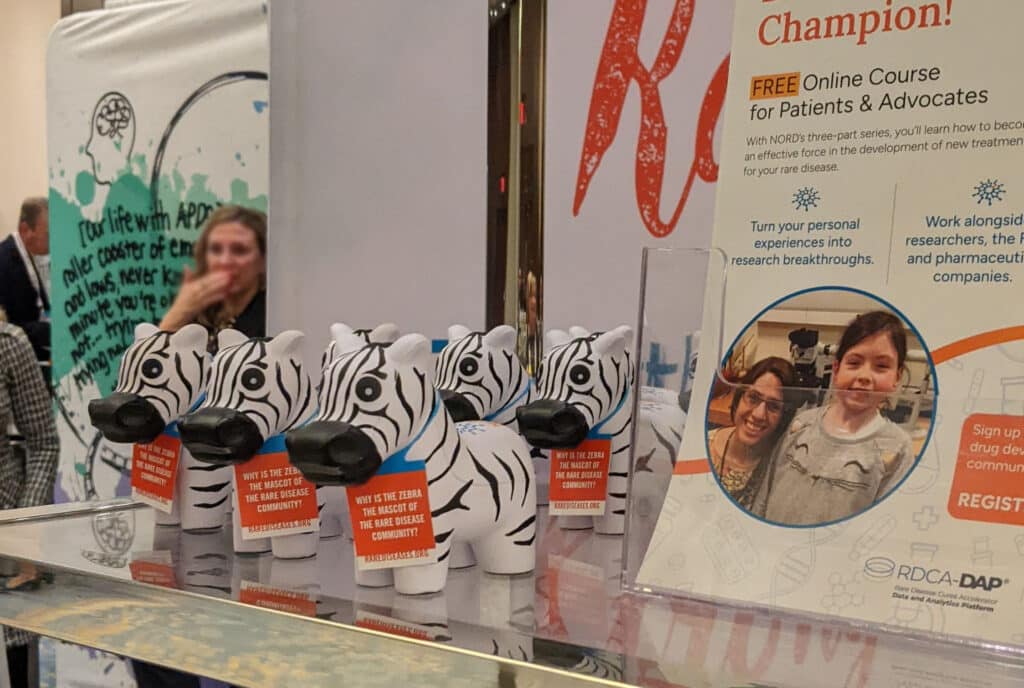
[0,197,51,373]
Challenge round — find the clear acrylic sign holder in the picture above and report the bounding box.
[621,246,1024,658]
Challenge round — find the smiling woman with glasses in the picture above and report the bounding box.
[708,357,797,508]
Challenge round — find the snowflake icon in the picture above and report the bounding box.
[792,187,820,212]
[972,179,1005,206]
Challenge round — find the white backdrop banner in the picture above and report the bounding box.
[544,0,733,336]
[47,0,268,503]
[267,0,487,367]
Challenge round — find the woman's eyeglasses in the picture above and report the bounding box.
[741,389,785,415]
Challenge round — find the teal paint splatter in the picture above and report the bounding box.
[75,172,95,205]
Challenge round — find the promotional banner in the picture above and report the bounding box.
[267,1,486,367]
[639,0,1024,647]
[47,0,268,502]
[544,0,732,393]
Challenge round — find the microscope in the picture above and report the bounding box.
[788,328,836,390]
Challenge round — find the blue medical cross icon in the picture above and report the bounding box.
[645,342,678,388]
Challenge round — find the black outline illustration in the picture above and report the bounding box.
[149,70,268,208]
[87,91,137,185]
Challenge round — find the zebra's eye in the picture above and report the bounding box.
[569,364,590,385]
[356,376,381,402]
[241,368,265,391]
[458,358,479,377]
[142,359,163,379]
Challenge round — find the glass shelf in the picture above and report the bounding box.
[0,501,1021,687]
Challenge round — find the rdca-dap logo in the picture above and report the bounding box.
[863,557,1006,592]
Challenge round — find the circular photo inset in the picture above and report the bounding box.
[706,287,936,527]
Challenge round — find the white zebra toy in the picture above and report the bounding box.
[569,325,685,476]
[89,323,231,532]
[516,327,635,535]
[316,322,401,537]
[434,325,532,425]
[435,324,556,506]
[178,329,321,559]
[286,329,537,595]
[320,322,401,372]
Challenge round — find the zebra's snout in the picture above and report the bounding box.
[439,389,479,422]
[89,392,166,444]
[178,408,264,466]
[286,422,382,487]
[516,400,589,449]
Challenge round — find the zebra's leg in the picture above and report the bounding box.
[230,481,271,554]
[180,450,231,532]
[533,448,550,506]
[271,531,319,559]
[472,528,536,576]
[559,515,593,530]
[268,553,319,592]
[354,555,394,588]
[592,456,629,536]
[393,559,451,595]
[154,487,181,527]
[317,486,346,539]
[448,541,476,570]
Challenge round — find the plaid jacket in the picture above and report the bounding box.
[0,323,58,647]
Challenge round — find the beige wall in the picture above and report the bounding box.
[0,0,61,232]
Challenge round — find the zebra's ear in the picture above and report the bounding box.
[448,324,472,341]
[593,328,628,359]
[171,323,208,351]
[330,324,368,355]
[218,328,248,350]
[269,330,305,359]
[330,322,354,337]
[612,325,634,349]
[545,329,571,350]
[568,326,590,339]
[134,322,160,341]
[370,323,400,344]
[388,334,433,374]
[483,324,516,351]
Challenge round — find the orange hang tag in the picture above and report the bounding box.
[239,580,317,617]
[131,430,182,513]
[234,436,320,540]
[549,438,612,516]
[346,469,436,572]
[129,551,177,589]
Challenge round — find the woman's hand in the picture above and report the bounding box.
[159,267,232,331]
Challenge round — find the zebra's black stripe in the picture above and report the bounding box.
[505,514,535,537]
[175,352,193,401]
[493,451,516,500]
[394,373,415,429]
[188,463,225,472]
[430,480,473,518]
[469,450,501,520]
[189,481,230,493]
[195,495,230,509]
[513,449,531,507]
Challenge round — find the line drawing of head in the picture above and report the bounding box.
[87,91,136,185]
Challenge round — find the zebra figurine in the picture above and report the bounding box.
[286,329,537,595]
[434,324,552,507]
[320,322,400,372]
[516,326,635,535]
[178,329,320,559]
[317,322,401,538]
[88,323,231,532]
[568,325,684,475]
